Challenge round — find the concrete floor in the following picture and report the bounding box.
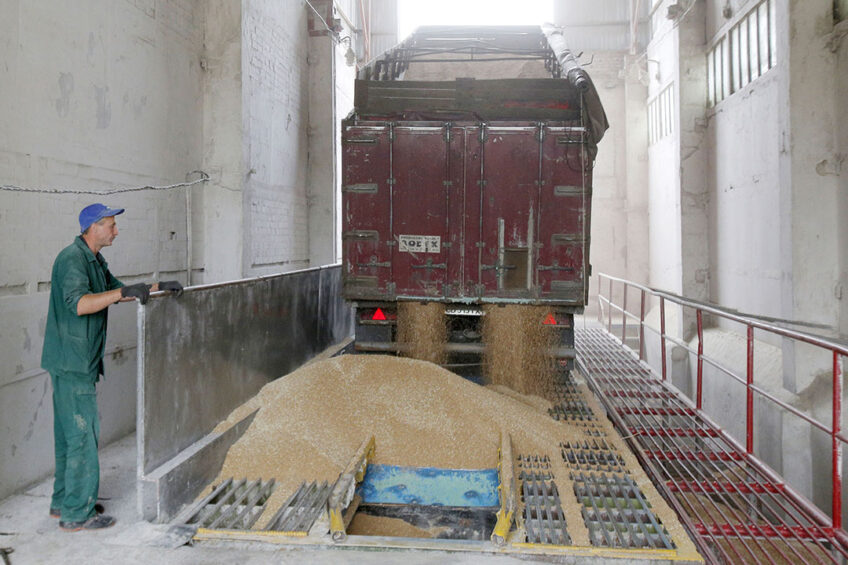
[0,434,565,565]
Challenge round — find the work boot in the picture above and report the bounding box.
[59,514,115,532]
[50,502,104,518]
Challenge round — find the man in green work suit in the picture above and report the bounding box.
[41,203,183,531]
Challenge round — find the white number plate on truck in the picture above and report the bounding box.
[398,235,441,253]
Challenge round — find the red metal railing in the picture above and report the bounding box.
[596,272,848,535]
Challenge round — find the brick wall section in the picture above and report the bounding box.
[243,1,310,274]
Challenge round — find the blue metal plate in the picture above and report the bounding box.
[356,464,499,507]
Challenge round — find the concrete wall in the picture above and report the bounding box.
[645,0,710,336]
[582,53,650,316]
[0,0,203,500]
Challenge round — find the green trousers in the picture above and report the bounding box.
[50,371,100,523]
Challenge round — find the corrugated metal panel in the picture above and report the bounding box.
[556,0,631,24]
[369,33,398,60]
[370,0,397,34]
[555,0,650,52]
[562,25,630,51]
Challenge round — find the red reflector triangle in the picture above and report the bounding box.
[542,313,557,325]
[372,308,387,321]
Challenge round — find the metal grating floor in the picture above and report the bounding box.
[517,454,571,545]
[577,327,848,564]
[572,470,674,549]
[265,480,331,534]
[181,478,276,530]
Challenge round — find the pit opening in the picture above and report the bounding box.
[346,464,499,540]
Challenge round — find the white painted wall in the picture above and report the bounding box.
[707,73,783,318]
[242,0,310,276]
[0,0,204,500]
[583,53,650,316]
[646,2,682,296]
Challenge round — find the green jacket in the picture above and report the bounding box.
[41,236,124,378]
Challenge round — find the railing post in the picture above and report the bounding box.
[746,325,754,455]
[621,284,628,344]
[660,297,667,382]
[834,351,843,530]
[639,289,646,361]
[607,277,613,333]
[597,273,602,324]
[696,309,704,411]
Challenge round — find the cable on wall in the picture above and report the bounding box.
[0,171,209,195]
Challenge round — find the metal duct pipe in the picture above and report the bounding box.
[541,24,589,92]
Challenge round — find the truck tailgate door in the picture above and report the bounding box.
[342,125,392,299]
[392,126,450,297]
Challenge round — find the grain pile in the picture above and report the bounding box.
[397,302,447,364]
[482,305,558,396]
[210,354,576,527]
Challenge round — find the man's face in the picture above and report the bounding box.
[89,216,119,248]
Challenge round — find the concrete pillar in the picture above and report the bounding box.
[645,0,709,340]
[623,56,650,288]
[200,1,244,282]
[838,19,848,337]
[306,0,358,267]
[307,32,337,267]
[676,0,710,319]
[778,0,841,392]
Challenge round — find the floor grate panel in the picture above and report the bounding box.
[517,454,570,545]
[577,327,848,564]
[265,480,331,533]
[181,478,276,530]
[572,471,674,549]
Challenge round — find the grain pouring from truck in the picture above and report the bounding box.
[342,25,608,386]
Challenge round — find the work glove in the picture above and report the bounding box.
[121,283,150,305]
[158,280,184,297]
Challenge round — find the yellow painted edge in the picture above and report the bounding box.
[512,542,702,562]
[195,528,308,538]
[491,509,513,539]
[328,508,344,535]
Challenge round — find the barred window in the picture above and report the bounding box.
[648,83,674,145]
[707,0,776,107]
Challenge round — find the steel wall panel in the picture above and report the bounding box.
[479,127,541,297]
[538,127,591,303]
[139,265,353,474]
[391,127,449,297]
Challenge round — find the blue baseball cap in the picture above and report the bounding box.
[79,203,125,233]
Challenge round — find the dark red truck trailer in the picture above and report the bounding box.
[342,25,608,365]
